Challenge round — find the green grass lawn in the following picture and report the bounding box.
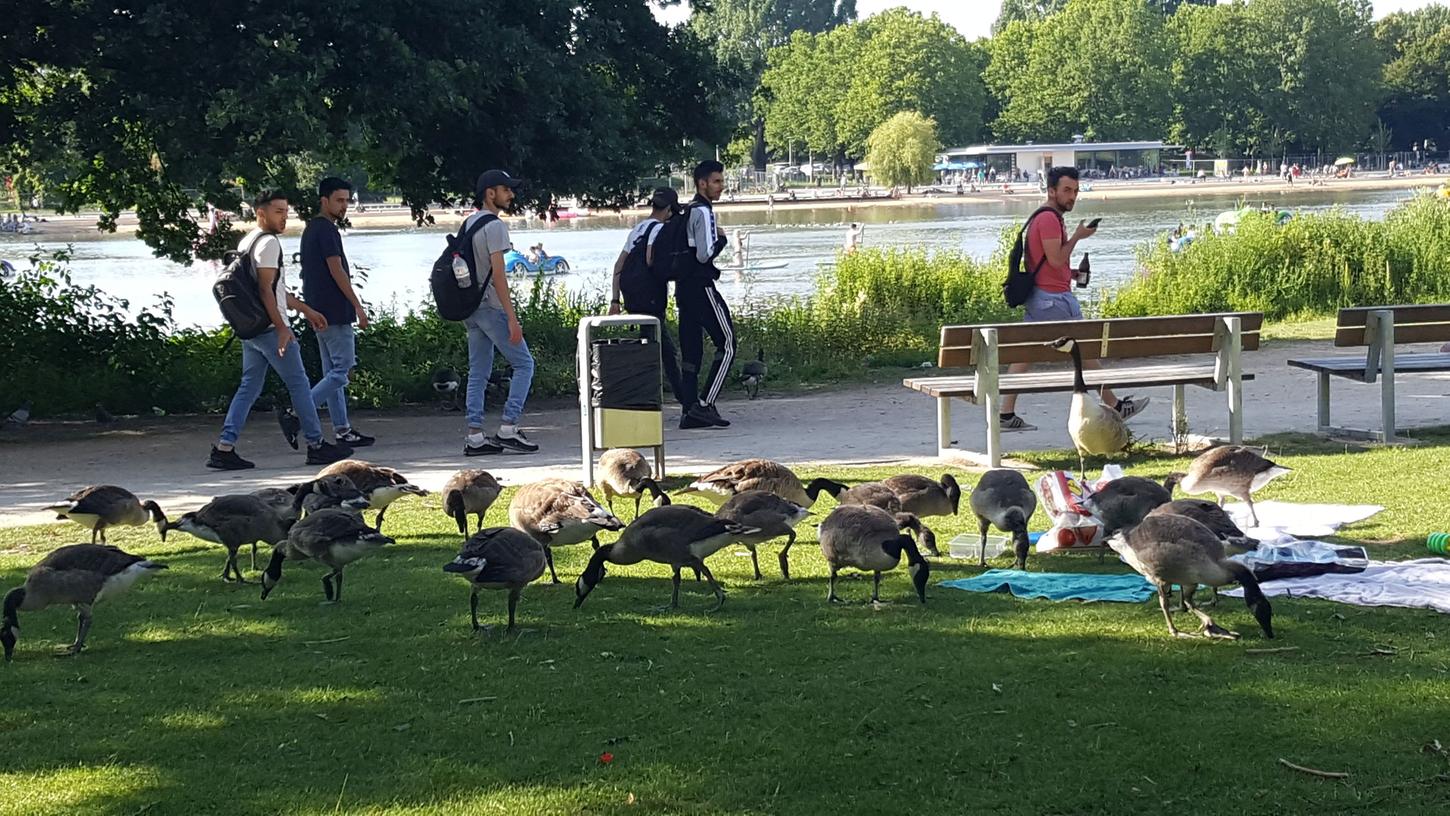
[4,436,1450,814]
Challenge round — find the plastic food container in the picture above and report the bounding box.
[948,533,1010,561]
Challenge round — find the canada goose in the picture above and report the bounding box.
[1179,445,1291,527]
[678,459,846,509]
[260,509,394,602]
[833,482,902,514]
[741,349,767,399]
[2,544,168,660]
[881,473,961,556]
[443,527,547,632]
[1111,514,1274,640]
[250,486,302,527]
[1147,498,1258,606]
[969,469,1038,569]
[597,449,669,518]
[714,490,812,580]
[295,474,373,516]
[46,485,168,545]
[166,494,292,582]
[818,505,931,604]
[433,367,461,411]
[442,469,503,535]
[1085,475,1181,538]
[1047,336,1130,472]
[316,460,428,531]
[509,479,625,584]
[573,505,758,611]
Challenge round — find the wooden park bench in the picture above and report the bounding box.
[1287,304,1450,442]
[903,312,1263,467]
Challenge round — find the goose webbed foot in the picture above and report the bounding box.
[53,644,85,657]
[1202,622,1240,640]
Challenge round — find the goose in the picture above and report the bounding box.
[833,482,902,514]
[260,509,394,602]
[509,479,625,584]
[1085,475,1181,538]
[597,449,669,518]
[295,474,373,516]
[881,473,961,556]
[678,459,846,509]
[166,494,292,582]
[1148,498,1258,607]
[316,460,429,531]
[1110,514,1273,640]
[432,367,461,411]
[714,490,812,580]
[968,469,1038,568]
[442,469,503,535]
[443,527,547,633]
[1178,445,1291,527]
[46,485,168,544]
[250,486,301,527]
[1046,336,1130,472]
[741,349,767,399]
[573,505,757,611]
[2,544,168,660]
[818,505,931,605]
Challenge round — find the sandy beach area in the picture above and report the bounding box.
[6,173,1445,244]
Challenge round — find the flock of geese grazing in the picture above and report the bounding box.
[2,441,1290,661]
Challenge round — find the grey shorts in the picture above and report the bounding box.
[1024,289,1083,322]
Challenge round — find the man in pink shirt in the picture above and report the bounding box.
[999,166,1149,431]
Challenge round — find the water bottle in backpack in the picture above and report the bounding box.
[451,253,471,288]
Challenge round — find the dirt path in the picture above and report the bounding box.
[3,340,1447,528]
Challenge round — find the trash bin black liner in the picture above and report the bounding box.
[591,339,662,410]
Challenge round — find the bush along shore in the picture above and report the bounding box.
[5,192,1446,419]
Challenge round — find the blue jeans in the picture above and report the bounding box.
[311,324,356,431]
[464,301,535,428]
[1025,289,1084,322]
[219,328,323,447]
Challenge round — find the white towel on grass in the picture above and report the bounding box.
[1224,500,1383,540]
[1224,558,1450,614]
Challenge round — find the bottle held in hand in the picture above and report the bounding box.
[1075,252,1091,288]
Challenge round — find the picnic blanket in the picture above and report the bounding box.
[1225,501,1383,540]
[939,570,1155,604]
[1224,558,1450,614]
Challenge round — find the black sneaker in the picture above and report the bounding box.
[305,440,354,466]
[276,406,301,450]
[207,446,255,470]
[493,426,539,454]
[680,405,716,430]
[465,435,503,456]
[700,404,731,428]
[337,428,375,447]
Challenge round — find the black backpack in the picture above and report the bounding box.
[619,221,663,292]
[1003,206,1061,308]
[647,203,698,283]
[430,212,498,321]
[213,231,275,339]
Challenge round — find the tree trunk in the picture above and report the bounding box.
[752,117,766,172]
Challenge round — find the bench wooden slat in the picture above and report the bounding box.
[904,363,1255,399]
[1335,304,1450,328]
[1289,352,1450,382]
[1335,322,1450,347]
[938,312,1262,367]
[941,334,1253,368]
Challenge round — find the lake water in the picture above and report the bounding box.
[0,186,1417,328]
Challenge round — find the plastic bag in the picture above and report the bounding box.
[1033,468,1120,553]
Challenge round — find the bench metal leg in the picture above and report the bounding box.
[936,397,952,454]
[1171,384,1187,441]
[1380,339,1396,442]
[1317,371,1331,434]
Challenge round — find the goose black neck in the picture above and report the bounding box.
[806,479,844,502]
[4,587,25,622]
[899,534,926,566]
[1068,341,1087,393]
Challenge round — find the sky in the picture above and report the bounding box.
[656,1,1445,39]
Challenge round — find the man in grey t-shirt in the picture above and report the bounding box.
[460,169,537,455]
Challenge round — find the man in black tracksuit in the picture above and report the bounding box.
[677,160,736,429]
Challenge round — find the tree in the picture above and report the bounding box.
[993,0,1068,33]
[0,1,726,262]
[865,112,939,191]
[1169,1,1282,157]
[988,0,1173,143]
[1376,5,1450,151]
[689,1,857,168]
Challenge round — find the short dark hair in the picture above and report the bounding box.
[693,160,724,185]
[318,177,353,199]
[1047,166,1080,189]
[253,189,287,208]
[649,187,679,211]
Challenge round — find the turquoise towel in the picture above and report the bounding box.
[939,569,1156,603]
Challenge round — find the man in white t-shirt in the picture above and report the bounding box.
[607,187,689,411]
[207,190,353,470]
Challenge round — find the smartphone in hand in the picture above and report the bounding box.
[1087,217,1102,229]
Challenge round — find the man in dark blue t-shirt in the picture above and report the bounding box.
[301,176,374,446]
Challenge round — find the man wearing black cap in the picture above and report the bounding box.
[608,188,689,411]
[460,169,538,455]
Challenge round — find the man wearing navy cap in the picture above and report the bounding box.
[460,169,538,455]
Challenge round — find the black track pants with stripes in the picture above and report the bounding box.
[676,281,737,407]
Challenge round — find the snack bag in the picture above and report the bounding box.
[1034,470,1109,553]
